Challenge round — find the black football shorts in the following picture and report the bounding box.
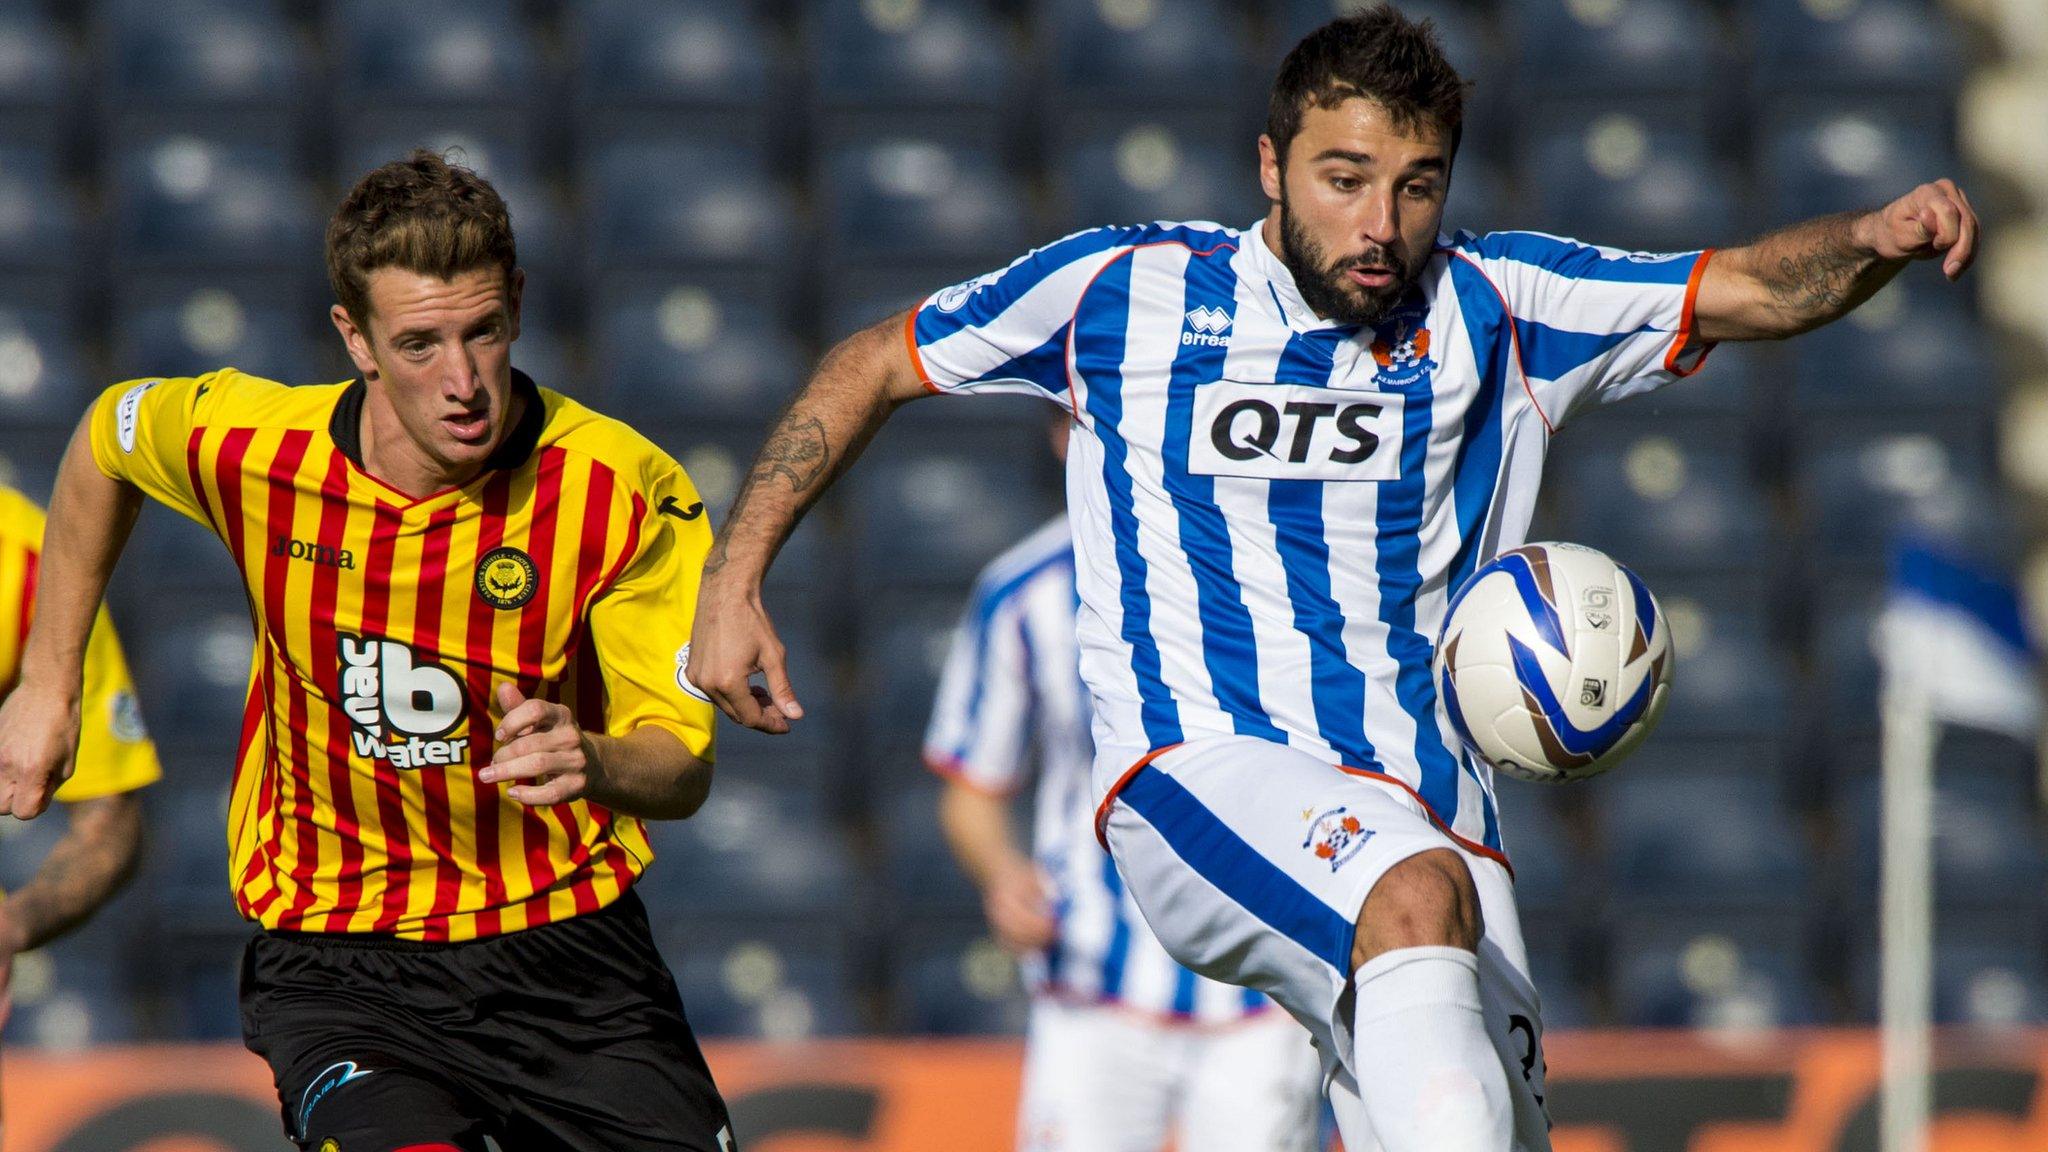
[240,891,737,1152]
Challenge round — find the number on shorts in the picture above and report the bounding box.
[1507,1013,1551,1128]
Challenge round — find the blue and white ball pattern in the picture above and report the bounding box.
[1435,542,1672,783]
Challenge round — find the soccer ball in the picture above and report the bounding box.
[1434,542,1672,783]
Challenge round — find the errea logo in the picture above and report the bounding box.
[1182,305,1232,347]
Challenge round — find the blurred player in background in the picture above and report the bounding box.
[0,153,736,1152]
[0,483,158,1118]
[698,3,1978,1146]
[927,414,1320,1152]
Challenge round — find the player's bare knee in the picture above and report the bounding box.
[1352,849,1482,971]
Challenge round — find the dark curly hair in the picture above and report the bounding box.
[1267,4,1470,169]
[325,149,517,327]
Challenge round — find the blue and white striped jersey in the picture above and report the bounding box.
[908,220,1713,862]
[924,516,1270,1022]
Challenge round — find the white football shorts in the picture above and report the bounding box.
[1098,734,1553,1152]
[1016,999,1322,1152]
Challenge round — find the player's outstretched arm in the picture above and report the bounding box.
[0,791,143,1023]
[1694,179,1979,343]
[688,312,931,734]
[484,683,714,820]
[0,417,145,820]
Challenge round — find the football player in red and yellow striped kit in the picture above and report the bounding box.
[0,153,735,1152]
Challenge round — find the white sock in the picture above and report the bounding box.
[1349,945,1512,1152]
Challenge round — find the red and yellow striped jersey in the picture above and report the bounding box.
[89,367,716,941]
[0,485,161,806]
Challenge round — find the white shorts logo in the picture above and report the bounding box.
[115,380,161,453]
[1187,381,1406,482]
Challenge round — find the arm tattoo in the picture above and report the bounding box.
[4,794,142,953]
[1750,211,1888,329]
[703,410,832,578]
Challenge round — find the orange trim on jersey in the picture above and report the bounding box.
[1664,248,1718,378]
[1062,239,1240,427]
[904,308,942,396]
[1331,763,1515,878]
[1093,743,1186,849]
[1442,247,1553,436]
[923,752,1024,799]
[1091,744,1516,879]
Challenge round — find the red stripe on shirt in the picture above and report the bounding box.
[357,499,414,935]
[15,544,37,654]
[459,474,514,938]
[264,431,324,931]
[309,453,364,932]
[514,449,569,921]
[410,505,462,941]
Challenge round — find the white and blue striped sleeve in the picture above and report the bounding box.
[906,226,1141,404]
[1454,231,1715,424]
[922,584,1035,796]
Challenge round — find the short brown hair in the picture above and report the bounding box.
[1267,4,1469,169]
[325,149,517,327]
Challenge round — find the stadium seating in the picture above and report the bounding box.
[0,4,72,148]
[1545,438,1776,583]
[1508,0,1721,103]
[1599,762,1814,907]
[127,591,257,757]
[1790,276,1997,418]
[1523,115,1739,252]
[0,0,2028,1048]
[1839,770,2048,906]
[111,283,325,384]
[1763,108,1959,222]
[328,0,541,112]
[1041,0,1253,115]
[570,0,775,127]
[1610,916,1828,1029]
[94,0,306,144]
[849,433,1061,588]
[109,134,318,272]
[662,922,860,1038]
[1051,119,1264,230]
[589,279,806,422]
[585,136,800,274]
[0,304,87,428]
[810,0,1017,142]
[0,140,79,289]
[892,919,1031,1034]
[821,136,1031,267]
[638,779,855,920]
[1751,0,1962,102]
[877,782,984,917]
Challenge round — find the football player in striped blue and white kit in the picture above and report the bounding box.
[692,7,1979,1149]
[925,420,1320,1152]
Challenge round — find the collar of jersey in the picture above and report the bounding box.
[1243,220,1461,334]
[1242,219,1341,332]
[328,367,546,494]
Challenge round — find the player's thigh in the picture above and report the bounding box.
[1176,1013,1323,1152]
[496,1014,736,1152]
[1017,1001,1174,1152]
[286,1062,490,1152]
[1468,854,1554,1152]
[1101,735,1452,1075]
